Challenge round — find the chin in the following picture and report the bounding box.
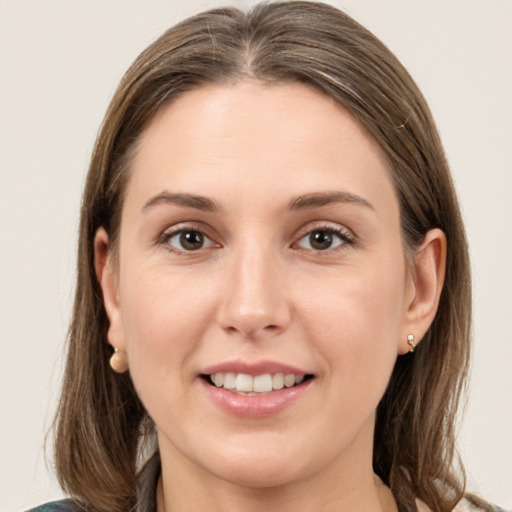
[198,443,313,489]
[214,460,304,489]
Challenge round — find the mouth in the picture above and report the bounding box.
[201,372,314,396]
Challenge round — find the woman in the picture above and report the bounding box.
[28,2,505,511]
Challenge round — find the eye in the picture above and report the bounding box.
[295,228,351,251]
[164,229,216,252]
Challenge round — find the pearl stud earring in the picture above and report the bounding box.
[109,348,128,373]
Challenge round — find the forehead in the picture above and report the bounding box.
[125,81,396,217]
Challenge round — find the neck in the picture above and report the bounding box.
[157,472,396,512]
[156,425,397,512]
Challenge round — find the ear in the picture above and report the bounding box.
[398,228,447,354]
[94,227,126,351]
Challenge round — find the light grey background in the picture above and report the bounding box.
[1,0,511,510]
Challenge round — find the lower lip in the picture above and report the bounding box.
[200,378,312,418]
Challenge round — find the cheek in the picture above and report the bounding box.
[302,254,405,336]
[118,265,218,395]
[298,258,405,392]
[122,258,216,331]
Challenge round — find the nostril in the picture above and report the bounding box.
[224,323,281,338]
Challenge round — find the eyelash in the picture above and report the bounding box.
[293,225,355,253]
[158,223,355,254]
[158,224,219,254]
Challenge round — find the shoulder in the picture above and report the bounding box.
[452,501,483,511]
[416,497,509,512]
[456,496,510,512]
[26,499,84,512]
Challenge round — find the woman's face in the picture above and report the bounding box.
[100,82,419,488]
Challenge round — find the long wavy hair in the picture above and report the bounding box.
[53,2,473,511]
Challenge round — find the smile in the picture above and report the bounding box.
[208,372,309,395]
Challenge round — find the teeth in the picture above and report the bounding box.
[284,374,295,387]
[209,372,307,394]
[253,374,272,393]
[223,372,236,389]
[235,373,253,392]
[213,373,224,387]
[272,373,284,390]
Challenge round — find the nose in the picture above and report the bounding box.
[216,244,291,340]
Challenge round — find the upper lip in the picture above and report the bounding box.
[201,359,313,376]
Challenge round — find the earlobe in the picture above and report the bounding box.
[399,228,447,355]
[94,228,125,351]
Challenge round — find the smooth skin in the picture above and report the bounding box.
[95,82,446,512]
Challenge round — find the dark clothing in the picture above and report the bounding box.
[26,503,80,512]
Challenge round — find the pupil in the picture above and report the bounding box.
[310,231,332,250]
[180,231,203,250]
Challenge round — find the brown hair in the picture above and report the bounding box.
[53,2,472,511]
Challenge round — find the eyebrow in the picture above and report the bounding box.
[142,190,374,214]
[287,191,375,211]
[142,192,219,213]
